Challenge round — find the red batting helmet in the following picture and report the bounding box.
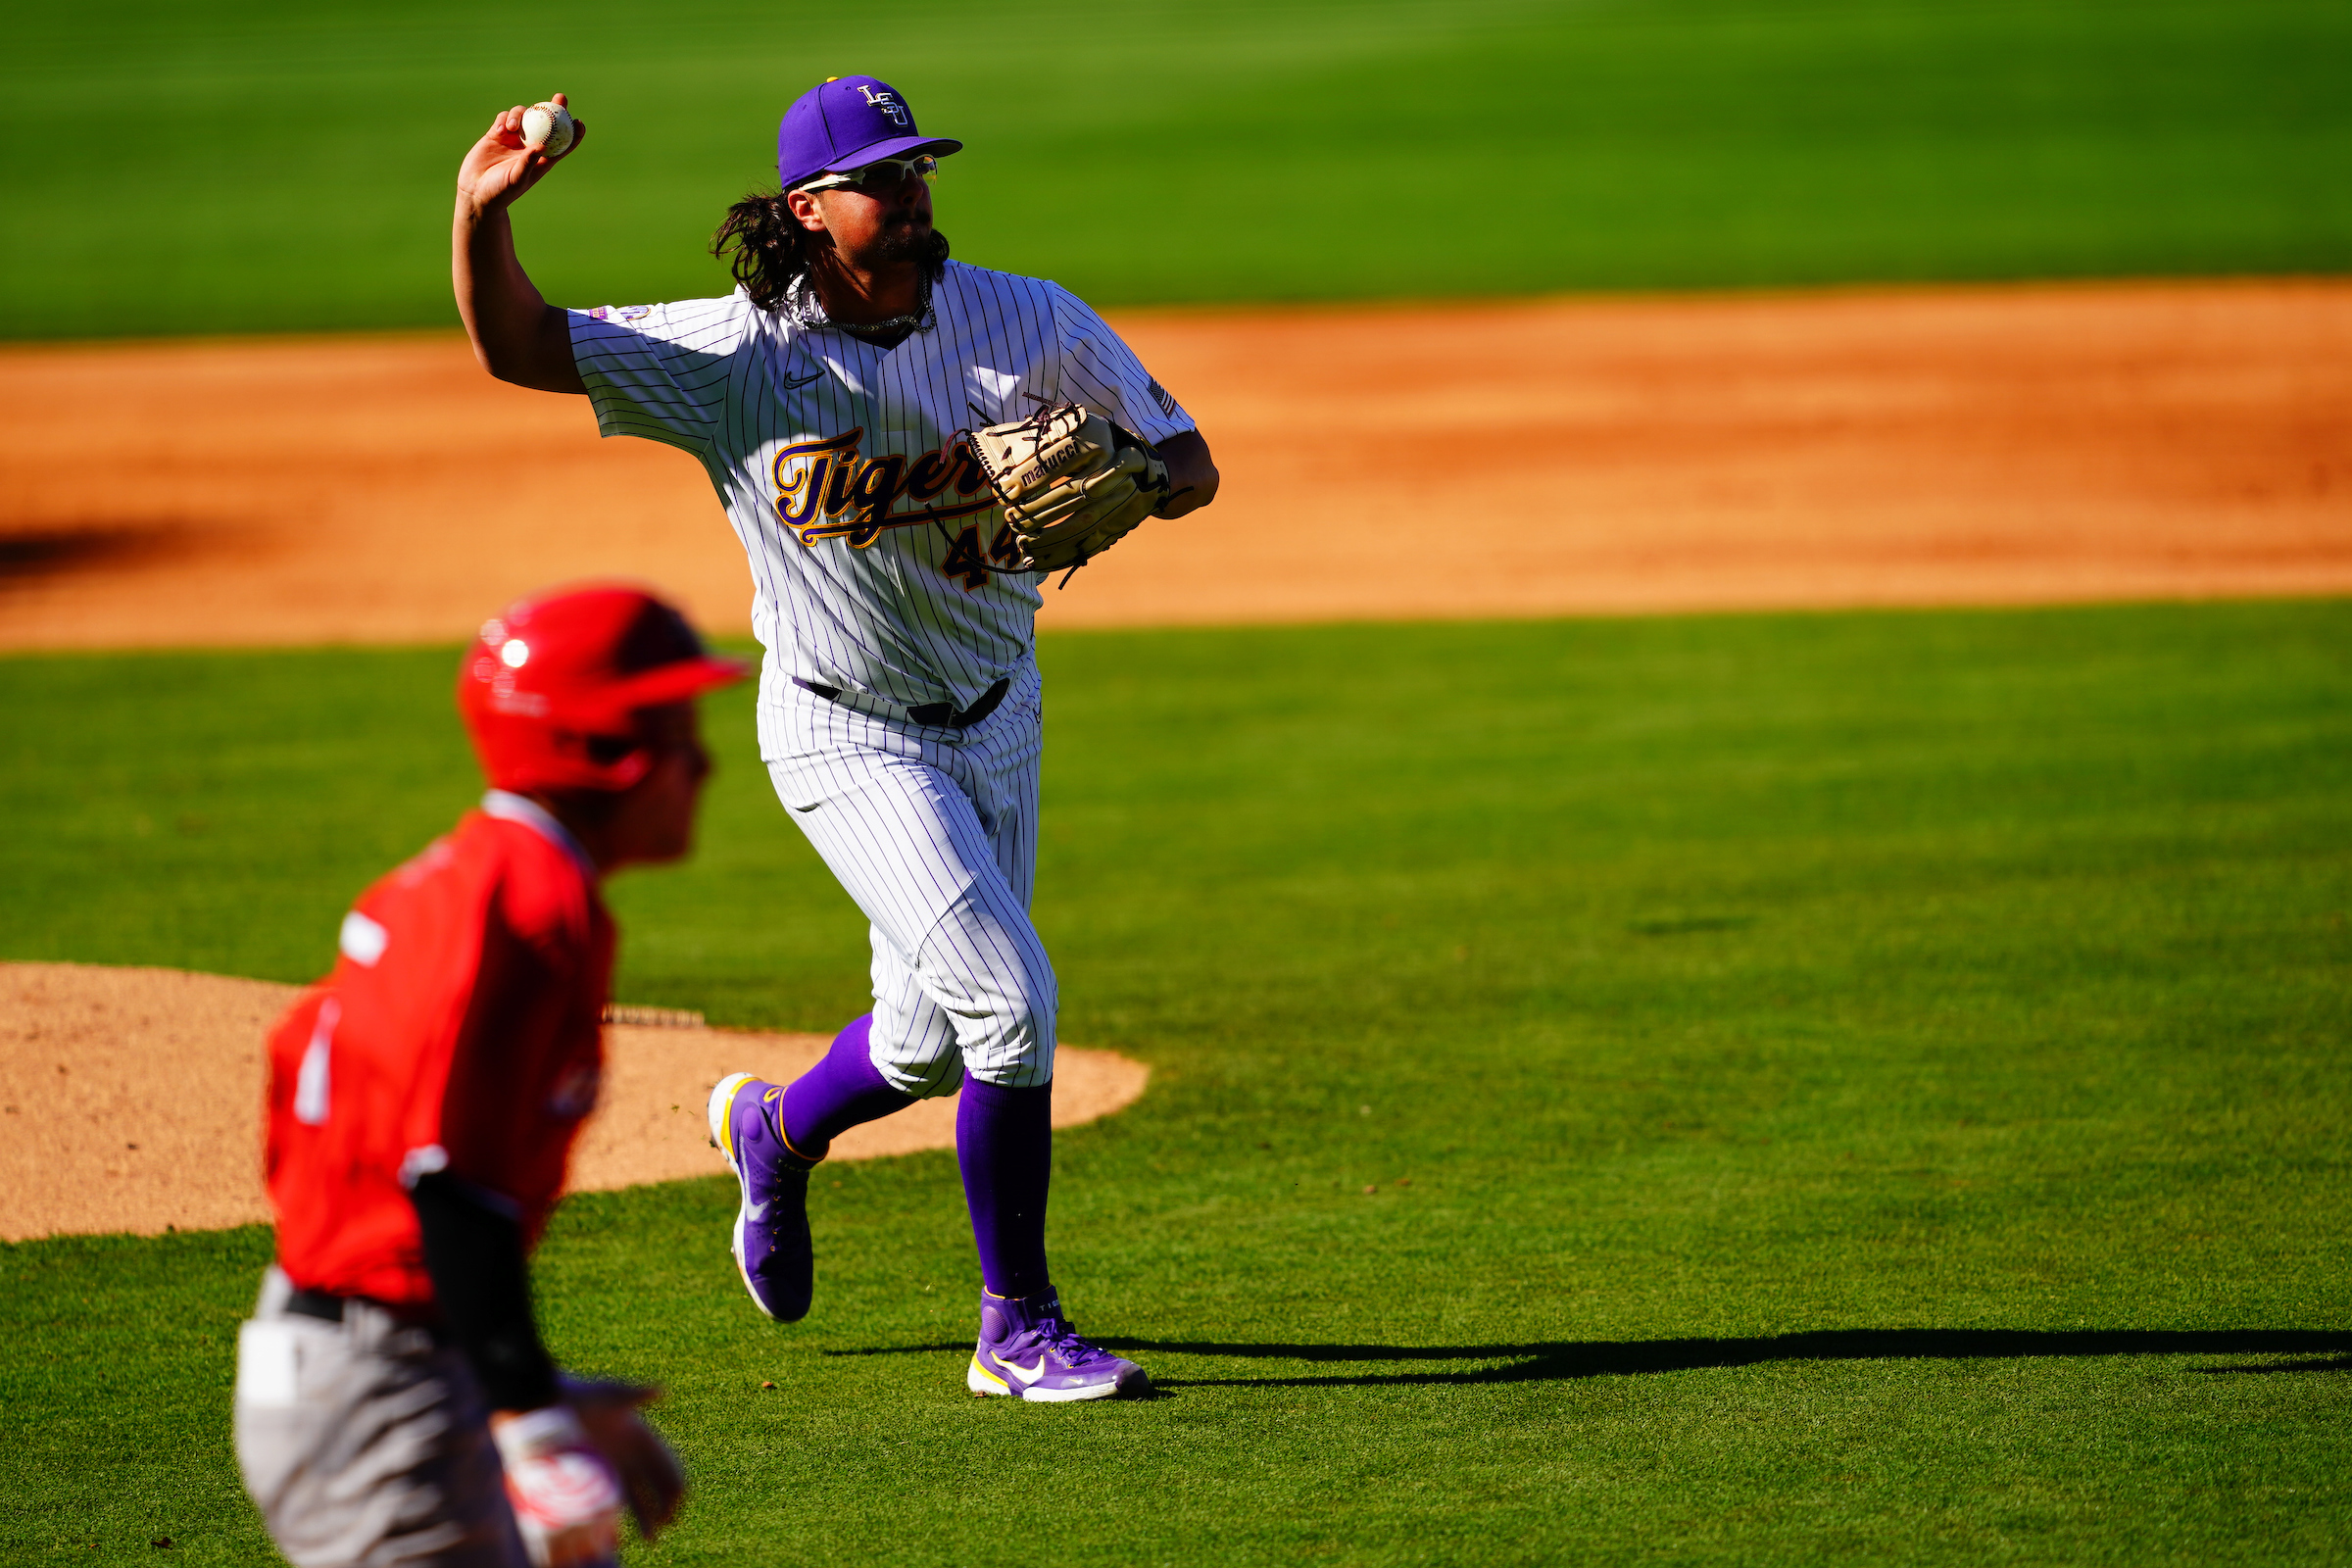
[456,584,748,793]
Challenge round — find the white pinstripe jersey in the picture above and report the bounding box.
[569,262,1193,758]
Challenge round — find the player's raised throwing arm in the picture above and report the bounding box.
[453,96,589,395]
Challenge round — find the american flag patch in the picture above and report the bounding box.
[1147,377,1178,416]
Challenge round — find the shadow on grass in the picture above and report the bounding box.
[829,1329,2352,1389]
[2196,1354,2352,1376]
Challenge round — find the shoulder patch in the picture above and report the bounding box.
[1147,378,1178,416]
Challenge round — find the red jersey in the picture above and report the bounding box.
[264,799,613,1307]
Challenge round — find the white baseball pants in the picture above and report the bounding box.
[233,1268,526,1568]
[765,662,1055,1096]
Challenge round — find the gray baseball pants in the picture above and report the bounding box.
[233,1267,527,1568]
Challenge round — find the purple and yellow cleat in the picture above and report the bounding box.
[706,1072,814,1323]
[966,1287,1151,1402]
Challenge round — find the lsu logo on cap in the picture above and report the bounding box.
[857,83,910,126]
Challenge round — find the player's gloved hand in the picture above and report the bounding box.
[491,1403,623,1568]
[970,403,1172,578]
[560,1376,688,1543]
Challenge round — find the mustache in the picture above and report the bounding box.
[872,224,947,267]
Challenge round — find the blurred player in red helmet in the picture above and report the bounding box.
[233,584,743,1568]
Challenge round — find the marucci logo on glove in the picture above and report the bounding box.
[968,402,1171,581]
[771,428,996,549]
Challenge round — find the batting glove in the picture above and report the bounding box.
[559,1374,687,1543]
[492,1403,623,1568]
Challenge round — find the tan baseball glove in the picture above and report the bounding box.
[969,403,1172,577]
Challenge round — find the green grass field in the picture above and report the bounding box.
[5,603,2351,1563]
[5,0,2350,338]
[9,1,2351,1560]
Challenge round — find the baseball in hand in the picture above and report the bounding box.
[522,101,575,157]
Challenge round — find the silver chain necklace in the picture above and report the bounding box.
[781,271,936,337]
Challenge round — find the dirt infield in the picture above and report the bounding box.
[0,962,1149,1242]
[2,279,2345,649]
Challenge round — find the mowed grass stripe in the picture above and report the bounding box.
[3,603,2349,1563]
[4,0,2351,337]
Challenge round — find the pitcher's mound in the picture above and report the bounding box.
[0,962,1150,1242]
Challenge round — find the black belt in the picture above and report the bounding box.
[285,1287,439,1336]
[796,676,1011,730]
[284,1287,351,1323]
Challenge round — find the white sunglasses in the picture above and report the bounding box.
[797,154,940,193]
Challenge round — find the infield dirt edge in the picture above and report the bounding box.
[0,961,1150,1243]
[3,279,2347,650]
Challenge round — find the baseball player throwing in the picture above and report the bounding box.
[453,78,1218,1400]
[234,585,738,1565]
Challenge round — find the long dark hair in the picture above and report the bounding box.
[711,191,950,312]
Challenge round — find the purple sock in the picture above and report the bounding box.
[777,1014,913,1159]
[957,1078,1054,1300]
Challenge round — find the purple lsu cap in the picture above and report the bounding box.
[778,75,962,190]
